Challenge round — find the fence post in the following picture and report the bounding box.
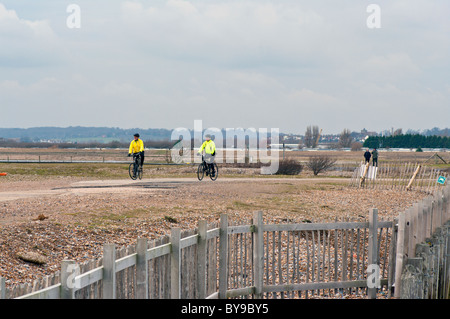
[388,219,397,298]
[417,202,425,245]
[400,258,424,299]
[394,211,406,298]
[136,237,148,299]
[444,222,450,299]
[0,277,5,299]
[368,208,378,299]
[253,211,264,299]
[439,191,445,226]
[103,244,116,299]
[444,187,449,222]
[61,260,77,299]
[218,214,228,299]
[410,204,419,257]
[197,220,208,299]
[170,228,181,299]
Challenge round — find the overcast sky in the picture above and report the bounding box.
[0,0,449,134]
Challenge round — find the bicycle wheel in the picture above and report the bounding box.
[197,163,204,181]
[138,165,143,180]
[129,163,137,180]
[210,163,218,181]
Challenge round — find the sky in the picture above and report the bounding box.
[0,0,449,134]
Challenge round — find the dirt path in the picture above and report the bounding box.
[0,176,342,202]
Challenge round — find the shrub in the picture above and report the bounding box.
[275,159,303,175]
[307,155,336,176]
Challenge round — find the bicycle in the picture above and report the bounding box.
[129,153,143,180]
[197,155,218,181]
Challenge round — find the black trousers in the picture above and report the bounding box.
[140,151,145,166]
[134,152,144,166]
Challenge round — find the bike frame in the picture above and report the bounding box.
[129,153,143,180]
[133,153,141,166]
[198,154,218,181]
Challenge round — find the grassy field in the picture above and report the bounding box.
[0,147,448,163]
[0,147,448,179]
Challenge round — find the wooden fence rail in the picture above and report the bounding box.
[1,184,448,299]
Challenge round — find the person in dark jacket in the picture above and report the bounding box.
[364,149,371,163]
[372,148,378,167]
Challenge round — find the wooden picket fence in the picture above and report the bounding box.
[394,184,450,298]
[1,185,449,299]
[1,211,393,299]
[349,161,449,193]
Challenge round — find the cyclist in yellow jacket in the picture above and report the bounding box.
[128,133,145,168]
[197,134,216,177]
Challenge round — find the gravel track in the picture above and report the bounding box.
[0,174,425,288]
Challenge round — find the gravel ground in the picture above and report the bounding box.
[0,173,426,290]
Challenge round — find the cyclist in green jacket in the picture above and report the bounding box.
[128,133,145,168]
[197,134,216,177]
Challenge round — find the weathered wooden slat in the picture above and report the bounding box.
[76,267,103,289]
[218,214,228,299]
[253,211,264,299]
[115,253,137,272]
[206,228,219,240]
[179,234,198,249]
[226,286,256,298]
[228,225,253,235]
[147,243,171,260]
[263,221,391,232]
[264,222,367,232]
[264,279,389,293]
[103,244,116,299]
[15,283,61,299]
[170,228,181,299]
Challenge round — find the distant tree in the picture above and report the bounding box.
[304,126,313,148]
[364,134,450,149]
[338,129,353,148]
[351,141,363,151]
[303,125,320,148]
[307,155,336,176]
[312,126,320,148]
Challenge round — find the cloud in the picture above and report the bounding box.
[357,53,421,85]
[117,1,329,69]
[0,3,59,68]
[0,0,449,133]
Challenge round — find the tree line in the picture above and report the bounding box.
[0,126,172,141]
[0,139,177,149]
[363,134,450,149]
